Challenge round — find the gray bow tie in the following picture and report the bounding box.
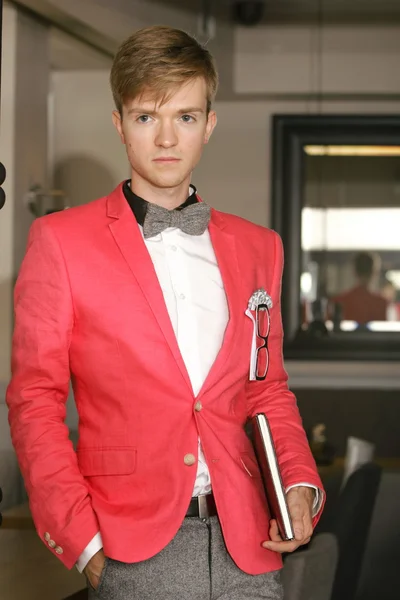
[143,201,211,239]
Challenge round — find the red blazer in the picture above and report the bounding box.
[7,183,323,574]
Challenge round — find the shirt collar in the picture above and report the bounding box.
[122,179,198,227]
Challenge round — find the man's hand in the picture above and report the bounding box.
[83,549,106,591]
[262,486,314,553]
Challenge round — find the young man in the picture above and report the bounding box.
[7,26,324,599]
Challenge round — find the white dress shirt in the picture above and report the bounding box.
[76,195,320,571]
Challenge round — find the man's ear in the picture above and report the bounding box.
[112,110,125,144]
[204,110,217,144]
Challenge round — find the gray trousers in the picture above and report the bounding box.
[88,516,283,600]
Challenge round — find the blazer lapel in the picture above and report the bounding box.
[197,209,245,397]
[106,184,192,393]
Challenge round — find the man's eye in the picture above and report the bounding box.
[137,115,151,123]
[181,115,195,123]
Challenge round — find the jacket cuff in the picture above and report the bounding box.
[36,505,100,569]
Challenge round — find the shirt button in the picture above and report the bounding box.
[194,401,203,412]
[171,245,177,252]
[184,453,196,466]
[48,540,56,549]
[179,293,186,300]
[44,532,51,542]
[55,546,64,555]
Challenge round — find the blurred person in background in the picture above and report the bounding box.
[6,26,323,600]
[330,251,388,324]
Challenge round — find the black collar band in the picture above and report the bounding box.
[122,180,198,227]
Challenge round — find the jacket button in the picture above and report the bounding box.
[44,532,51,542]
[48,540,56,548]
[55,546,64,555]
[184,453,196,466]
[194,401,203,412]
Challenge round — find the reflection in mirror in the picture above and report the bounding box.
[300,146,400,335]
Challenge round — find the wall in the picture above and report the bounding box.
[50,23,400,222]
[0,3,18,511]
[49,81,289,222]
[0,3,50,509]
[50,71,128,205]
[234,24,400,95]
[295,388,400,458]
[0,5,49,383]
[0,4,17,385]
[50,91,400,228]
[48,0,235,100]
[13,11,50,270]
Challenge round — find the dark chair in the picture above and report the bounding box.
[314,467,344,536]
[282,533,338,600]
[318,462,382,600]
[355,471,400,600]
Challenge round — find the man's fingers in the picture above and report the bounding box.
[269,519,282,542]
[262,539,300,554]
[288,495,314,541]
[292,521,313,544]
[87,573,100,592]
[264,491,315,554]
[289,502,306,540]
[263,514,312,553]
[289,512,304,541]
[264,486,316,553]
[299,513,313,541]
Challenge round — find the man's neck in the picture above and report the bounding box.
[130,175,191,210]
[357,278,372,289]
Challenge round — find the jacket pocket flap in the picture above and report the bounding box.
[77,447,137,476]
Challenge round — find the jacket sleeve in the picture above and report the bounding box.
[6,218,100,569]
[245,231,325,527]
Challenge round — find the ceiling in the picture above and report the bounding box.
[151,0,400,22]
[12,0,400,70]
[49,28,112,70]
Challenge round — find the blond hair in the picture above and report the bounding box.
[110,26,218,115]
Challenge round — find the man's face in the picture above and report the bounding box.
[112,77,217,191]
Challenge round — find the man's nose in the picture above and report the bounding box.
[155,120,178,148]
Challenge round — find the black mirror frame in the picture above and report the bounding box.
[271,114,400,361]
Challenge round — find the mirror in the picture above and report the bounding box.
[272,115,400,360]
[301,146,400,334]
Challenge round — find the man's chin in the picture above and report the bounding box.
[150,174,190,190]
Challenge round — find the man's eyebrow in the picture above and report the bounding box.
[176,107,205,114]
[127,107,157,115]
[127,106,205,115]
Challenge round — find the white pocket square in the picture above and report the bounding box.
[247,288,273,311]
